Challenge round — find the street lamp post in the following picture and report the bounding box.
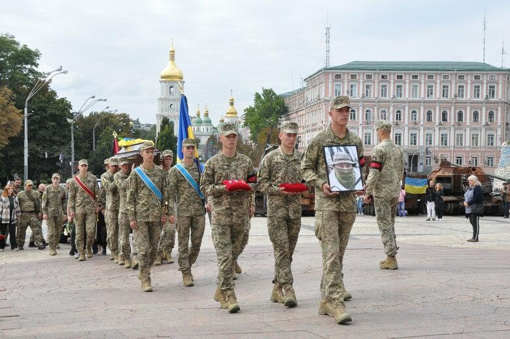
[93,108,117,151]
[24,66,68,181]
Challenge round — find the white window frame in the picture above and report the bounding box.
[442,84,449,98]
[365,83,373,98]
[441,133,448,146]
[411,84,419,98]
[380,84,388,98]
[457,84,465,98]
[426,84,434,98]
[396,84,403,98]
[334,83,342,97]
[473,85,481,99]
[349,83,357,98]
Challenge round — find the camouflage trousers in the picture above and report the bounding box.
[157,221,176,255]
[105,209,119,255]
[74,212,96,256]
[268,216,301,286]
[118,212,131,259]
[177,215,206,272]
[17,213,44,247]
[211,214,248,290]
[30,220,45,243]
[135,221,162,281]
[237,216,251,257]
[374,196,399,256]
[315,210,355,301]
[46,215,63,250]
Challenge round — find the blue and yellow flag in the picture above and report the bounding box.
[177,94,198,162]
[405,177,428,194]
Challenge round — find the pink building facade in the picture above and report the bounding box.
[282,61,510,174]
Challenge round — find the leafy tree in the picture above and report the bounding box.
[0,86,23,151]
[156,117,177,154]
[243,88,288,143]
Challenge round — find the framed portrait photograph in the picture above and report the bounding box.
[323,145,363,192]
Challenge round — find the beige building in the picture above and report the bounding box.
[282,61,510,174]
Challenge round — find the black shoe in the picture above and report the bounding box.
[28,241,37,248]
[69,247,76,256]
[18,246,24,250]
[38,244,46,250]
[467,238,479,242]
[102,249,107,255]
[42,240,49,247]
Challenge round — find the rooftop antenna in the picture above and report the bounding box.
[325,14,331,68]
[502,41,507,68]
[483,12,487,63]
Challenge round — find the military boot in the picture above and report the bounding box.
[124,257,132,269]
[163,251,174,264]
[86,248,93,258]
[142,279,153,292]
[131,259,139,270]
[379,255,398,270]
[78,253,86,261]
[118,254,125,266]
[182,271,194,287]
[28,241,37,248]
[154,254,162,266]
[49,248,57,256]
[110,253,115,261]
[269,283,284,303]
[225,290,240,313]
[113,252,119,263]
[340,286,352,301]
[318,298,352,324]
[214,287,228,309]
[38,243,46,250]
[234,261,242,274]
[282,284,297,307]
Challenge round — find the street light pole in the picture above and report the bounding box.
[93,108,117,151]
[24,66,67,181]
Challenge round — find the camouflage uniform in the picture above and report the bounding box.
[302,121,365,303]
[114,166,132,263]
[126,162,169,285]
[68,168,99,258]
[102,161,120,259]
[17,184,44,248]
[258,146,303,289]
[41,180,66,252]
[167,161,206,274]
[157,151,176,261]
[365,121,405,259]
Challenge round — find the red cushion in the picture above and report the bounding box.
[279,183,308,192]
[222,180,252,191]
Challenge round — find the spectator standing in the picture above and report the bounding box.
[503,183,510,218]
[435,183,445,221]
[425,180,436,221]
[0,184,20,251]
[463,175,483,242]
[398,187,406,217]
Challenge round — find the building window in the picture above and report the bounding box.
[350,109,357,121]
[457,85,465,98]
[366,74,373,80]
[411,74,419,80]
[471,157,478,166]
[442,74,450,80]
[427,74,434,80]
[473,85,481,99]
[456,156,463,166]
[442,85,449,98]
[441,133,448,146]
[456,133,464,146]
[411,84,419,98]
[425,133,433,146]
[442,110,448,122]
[426,84,434,98]
[350,74,357,80]
[364,132,372,146]
[411,110,418,121]
[395,133,402,145]
[396,74,403,80]
[169,86,175,95]
[486,156,494,167]
[349,83,357,98]
[334,83,342,96]
[488,85,496,99]
[410,133,417,145]
[395,110,402,121]
[365,84,372,98]
[487,134,495,146]
[426,157,432,166]
[381,84,388,98]
[381,74,388,80]
[471,133,479,146]
[365,109,372,122]
[380,109,387,120]
[396,85,403,98]
[458,75,465,80]
[474,75,481,80]
[473,110,480,122]
[426,110,433,122]
[488,111,495,122]
[489,74,496,80]
[457,110,464,122]
[334,74,342,79]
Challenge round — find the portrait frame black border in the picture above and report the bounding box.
[322,145,363,192]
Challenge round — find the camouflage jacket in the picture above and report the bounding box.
[114,171,130,214]
[301,125,365,212]
[101,170,120,211]
[42,185,66,216]
[200,152,256,219]
[17,190,41,213]
[97,171,107,208]
[68,173,99,215]
[167,162,204,217]
[126,164,168,222]
[258,147,303,218]
[365,138,405,198]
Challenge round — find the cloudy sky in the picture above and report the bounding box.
[2,0,509,125]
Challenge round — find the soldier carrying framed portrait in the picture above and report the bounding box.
[323,145,363,192]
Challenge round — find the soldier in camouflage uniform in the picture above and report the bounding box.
[155,150,176,265]
[42,173,67,255]
[258,121,303,308]
[302,96,365,325]
[364,120,405,270]
[68,159,100,261]
[127,141,172,292]
[17,180,46,250]
[200,123,257,314]
[102,157,121,263]
[167,139,206,287]
[115,157,137,269]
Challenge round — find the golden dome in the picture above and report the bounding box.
[226,96,238,117]
[160,46,183,81]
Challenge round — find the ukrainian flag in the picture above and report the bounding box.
[177,94,199,162]
[405,177,428,194]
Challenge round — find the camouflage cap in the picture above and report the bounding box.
[330,96,351,110]
[103,158,110,165]
[109,157,119,166]
[331,152,357,166]
[376,120,392,133]
[52,173,60,179]
[78,159,88,166]
[120,157,130,165]
[220,122,238,136]
[280,121,298,134]
[182,138,196,147]
[162,149,174,158]
[140,141,155,152]
[24,180,34,186]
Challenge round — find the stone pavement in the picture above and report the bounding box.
[0,215,509,338]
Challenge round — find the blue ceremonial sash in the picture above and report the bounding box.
[175,163,204,200]
[134,167,162,201]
